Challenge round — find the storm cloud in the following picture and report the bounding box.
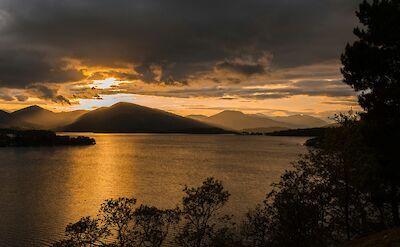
[0,0,360,89]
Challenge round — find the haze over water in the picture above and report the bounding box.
[0,134,308,246]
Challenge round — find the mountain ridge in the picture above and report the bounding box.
[1,103,328,133]
[187,110,328,130]
[10,105,87,130]
[62,102,228,133]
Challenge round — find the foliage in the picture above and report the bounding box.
[175,178,231,247]
[52,217,110,247]
[52,178,233,247]
[99,197,136,246]
[341,0,400,118]
[341,0,400,226]
[130,205,180,247]
[52,197,179,247]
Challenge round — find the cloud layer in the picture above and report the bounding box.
[0,0,361,111]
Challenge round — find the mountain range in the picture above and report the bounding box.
[11,106,87,129]
[63,102,226,133]
[187,111,328,132]
[0,103,227,134]
[0,103,328,133]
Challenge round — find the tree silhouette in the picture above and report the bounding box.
[99,197,137,246]
[51,217,110,247]
[342,0,400,118]
[175,178,231,247]
[341,0,400,226]
[52,179,233,247]
[130,205,180,247]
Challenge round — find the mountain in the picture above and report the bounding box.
[188,110,293,130]
[270,114,328,128]
[63,102,228,133]
[0,110,10,121]
[11,105,87,129]
[187,111,329,130]
[3,104,329,133]
[0,109,36,129]
[186,114,209,122]
[242,127,290,133]
[0,110,13,128]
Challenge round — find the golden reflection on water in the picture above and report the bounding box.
[0,134,308,246]
[63,136,139,222]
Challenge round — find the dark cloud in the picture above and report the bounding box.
[243,80,355,99]
[0,0,360,90]
[93,79,354,100]
[15,94,28,102]
[27,84,71,104]
[0,92,14,101]
[0,49,85,88]
[216,61,265,76]
[0,88,28,101]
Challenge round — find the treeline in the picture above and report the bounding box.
[0,129,95,147]
[240,127,331,137]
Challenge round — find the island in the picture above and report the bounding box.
[0,129,96,147]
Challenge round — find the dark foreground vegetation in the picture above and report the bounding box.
[0,129,95,147]
[53,0,400,246]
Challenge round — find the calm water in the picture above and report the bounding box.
[0,134,308,246]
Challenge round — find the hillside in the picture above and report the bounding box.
[188,111,292,131]
[0,109,36,129]
[63,102,228,133]
[242,127,290,133]
[188,110,293,130]
[0,110,13,128]
[11,105,87,129]
[188,111,328,130]
[270,114,328,128]
[0,110,10,122]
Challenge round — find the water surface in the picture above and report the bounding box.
[0,134,308,246]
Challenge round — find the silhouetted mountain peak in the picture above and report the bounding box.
[13,105,53,115]
[63,102,228,133]
[0,108,37,129]
[197,110,293,130]
[214,110,246,117]
[0,109,9,115]
[271,114,328,128]
[8,105,87,130]
[108,102,150,111]
[0,109,11,120]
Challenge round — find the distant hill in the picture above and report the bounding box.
[186,114,209,122]
[0,109,36,129]
[188,111,328,130]
[2,104,330,133]
[187,110,294,130]
[63,102,228,133]
[11,105,87,129]
[0,110,10,121]
[270,114,328,128]
[0,110,13,128]
[242,127,290,133]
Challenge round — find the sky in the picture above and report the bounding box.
[0,0,362,118]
